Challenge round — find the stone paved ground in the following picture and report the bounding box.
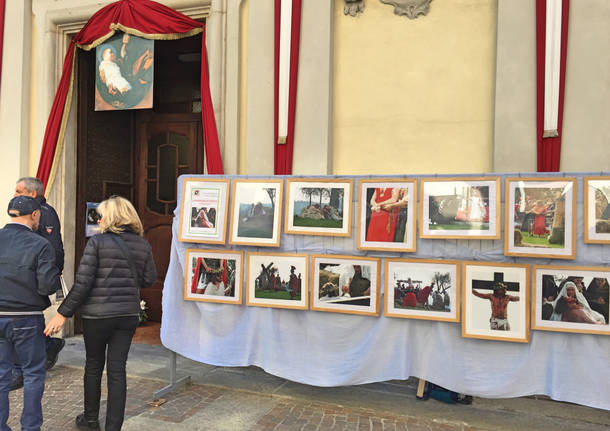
[7,365,479,431]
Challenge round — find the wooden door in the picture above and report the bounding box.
[135,113,203,322]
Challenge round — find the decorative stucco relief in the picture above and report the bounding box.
[380,0,432,19]
[344,1,432,19]
[344,0,365,17]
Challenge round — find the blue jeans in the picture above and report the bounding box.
[0,315,46,431]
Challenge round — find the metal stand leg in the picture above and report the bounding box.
[153,350,191,400]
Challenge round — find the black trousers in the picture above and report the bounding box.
[82,316,138,431]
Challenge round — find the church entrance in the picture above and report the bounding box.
[75,33,204,332]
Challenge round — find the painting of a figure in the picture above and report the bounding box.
[95,32,154,110]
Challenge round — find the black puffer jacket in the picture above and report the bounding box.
[58,229,157,318]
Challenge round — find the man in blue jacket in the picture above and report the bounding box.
[0,196,61,431]
[10,177,65,392]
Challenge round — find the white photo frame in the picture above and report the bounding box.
[184,249,243,304]
[584,177,610,244]
[178,178,229,244]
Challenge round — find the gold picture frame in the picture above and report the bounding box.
[310,254,380,316]
[357,179,417,252]
[284,178,353,237]
[184,249,244,304]
[531,265,609,335]
[384,258,460,322]
[504,177,576,259]
[419,177,501,240]
[178,177,230,244]
[229,179,283,247]
[245,252,309,310]
[584,176,610,244]
[462,261,530,343]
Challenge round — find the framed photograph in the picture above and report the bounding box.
[85,202,101,237]
[184,249,243,304]
[532,265,609,335]
[95,32,154,111]
[310,254,380,316]
[229,179,283,247]
[246,252,308,310]
[384,258,460,322]
[419,177,500,239]
[584,177,610,244]
[462,261,529,343]
[505,177,576,259]
[357,179,417,252]
[285,179,353,237]
[178,178,229,244]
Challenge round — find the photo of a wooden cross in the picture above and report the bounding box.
[472,272,520,292]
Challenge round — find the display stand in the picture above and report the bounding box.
[153,350,191,400]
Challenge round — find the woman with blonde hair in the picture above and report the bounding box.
[45,196,156,431]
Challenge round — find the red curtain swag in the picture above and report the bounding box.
[0,0,6,93]
[36,0,223,193]
[274,0,302,175]
[535,0,569,172]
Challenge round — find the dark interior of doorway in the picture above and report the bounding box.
[75,32,204,338]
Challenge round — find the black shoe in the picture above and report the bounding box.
[45,337,66,370]
[9,375,24,391]
[75,414,100,430]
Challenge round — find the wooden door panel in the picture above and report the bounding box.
[136,113,202,322]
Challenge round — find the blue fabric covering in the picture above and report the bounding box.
[161,173,610,411]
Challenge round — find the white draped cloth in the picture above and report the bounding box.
[161,174,610,411]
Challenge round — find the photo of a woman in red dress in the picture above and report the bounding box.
[366,188,400,242]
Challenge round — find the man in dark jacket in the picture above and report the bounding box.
[11,177,65,391]
[0,196,61,430]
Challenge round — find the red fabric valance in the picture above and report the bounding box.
[36,0,223,193]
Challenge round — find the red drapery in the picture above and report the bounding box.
[0,0,6,93]
[535,0,569,172]
[274,0,302,175]
[36,0,223,193]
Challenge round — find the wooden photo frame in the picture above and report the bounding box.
[384,258,460,322]
[505,177,576,259]
[584,177,610,244]
[178,177,230,244]
[285,179,353,237]
[310,254,380,316]
[229,179,283,247]
[419,177,500,239]
[462,261,530,343]
[246,252,308,310]
[357,179,417,252]
[532,265,609,335]
[184,249,243,304]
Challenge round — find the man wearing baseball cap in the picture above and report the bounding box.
[0,196,61,430]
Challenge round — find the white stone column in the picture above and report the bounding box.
[493,0,537,173]
[0,0,32,226]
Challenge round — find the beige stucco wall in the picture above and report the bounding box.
[561,0,610,171]
[332,0,497,175]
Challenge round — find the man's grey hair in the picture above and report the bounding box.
[17,177,44,198]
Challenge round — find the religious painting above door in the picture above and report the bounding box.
[95,32,154,110]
